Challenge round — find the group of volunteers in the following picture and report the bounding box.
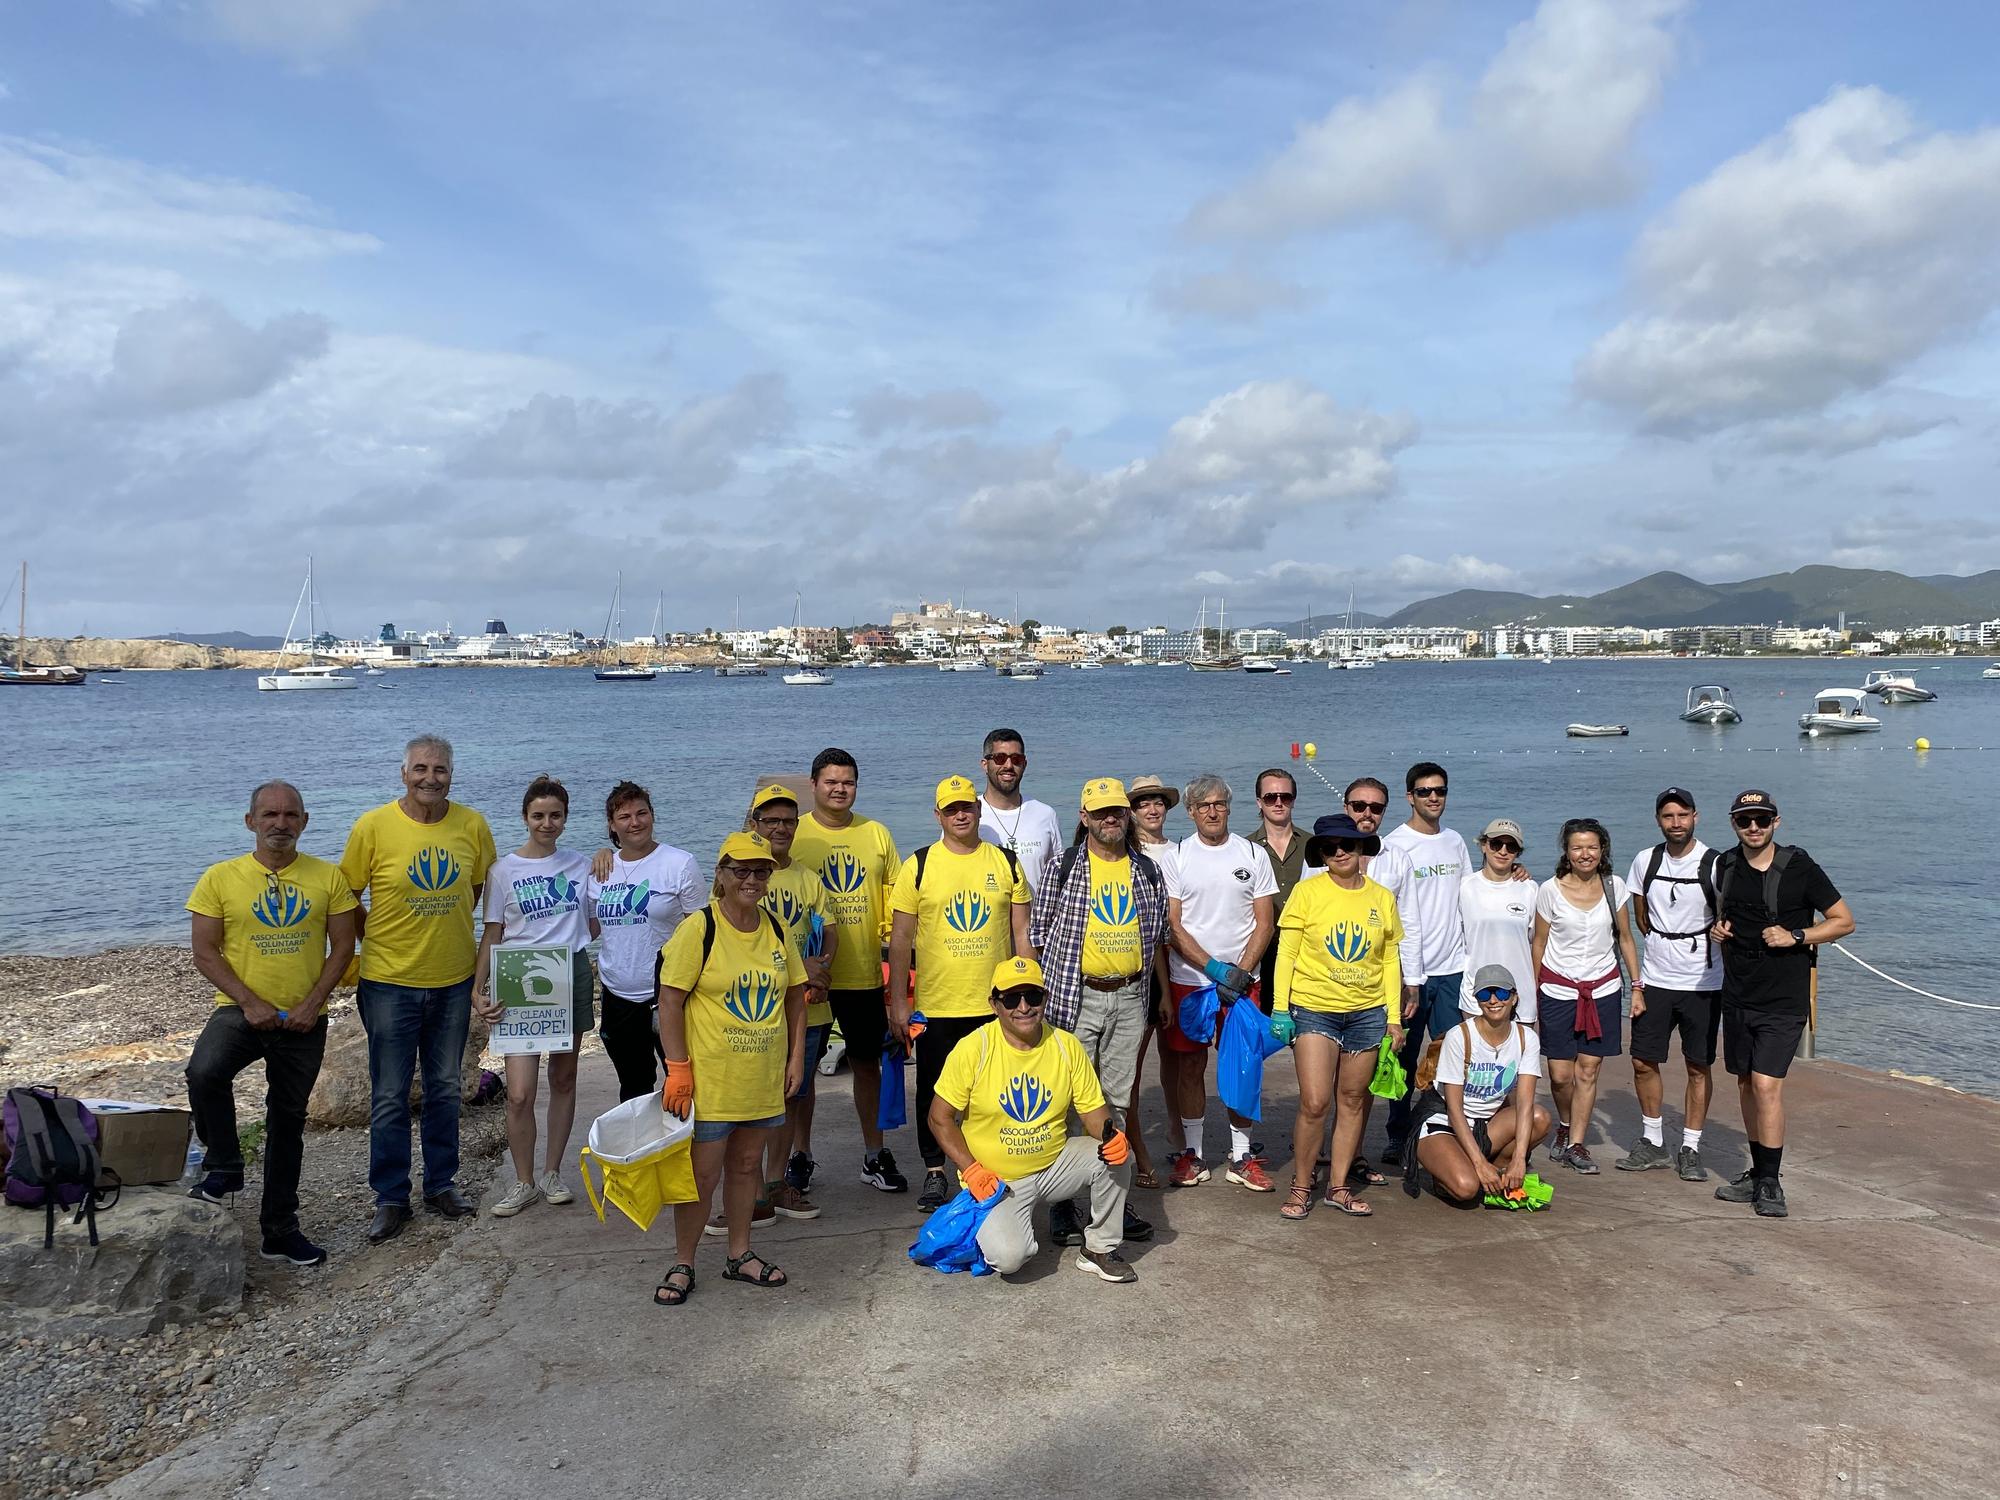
[181,728,1854,1297]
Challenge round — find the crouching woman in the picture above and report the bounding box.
[1416,964,1551,1206]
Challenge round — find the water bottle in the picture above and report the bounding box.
[180,1130,204,1185]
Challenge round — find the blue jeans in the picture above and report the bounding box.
[1387,971,1463,1142]
[357,977,472,1206]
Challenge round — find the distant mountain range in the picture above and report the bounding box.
[1252,610,1387,632]
[1381,567,2000,632]
[148,630,285,650]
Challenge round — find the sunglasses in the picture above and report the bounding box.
[1732,813,1775,829]
[1412,785,1448,799]
[1485,839,1521,855]
[1346,799,1386,816]
[995,990,1045,1011]
[1475,988,1516,1004]
[1325,839,1363,856]
[1259,791,1296,805]
[720,864,773,882]
[984,752,1025,768]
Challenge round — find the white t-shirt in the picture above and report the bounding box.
[978,798,1064,895]
[1433,1021,1543,1123]
[1358,841,1425,986]
[1626,843,1723,992]
[1458,872,1540,1022]
[484,850,595,951]
[586,842,705,998]
[1381,825,1471,978]
[1533,876,1630,981]
[1166,834,1278,985]
[1136,837,1181,890]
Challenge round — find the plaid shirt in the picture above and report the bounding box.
[1029,838,1169,1032]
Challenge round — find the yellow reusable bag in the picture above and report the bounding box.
[577,1092,698,1231]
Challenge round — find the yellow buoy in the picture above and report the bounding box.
[1303,742,1318,759]
[1915,737,1931,752]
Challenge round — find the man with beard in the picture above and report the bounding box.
[977,728,1063,895]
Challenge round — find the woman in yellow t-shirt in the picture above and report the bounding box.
[653,832,806,1305]
[1273,814,1405,1222]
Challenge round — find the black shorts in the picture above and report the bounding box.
[1630,987,1721,1067]
[1721,1005,1808,1079]
[828,986,889,1061]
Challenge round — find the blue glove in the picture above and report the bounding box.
[1270,1011,1296,1046]
[1204,958,1253,997]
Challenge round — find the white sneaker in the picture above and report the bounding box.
[490,1180,540,1218]
[538,1170,574,1206]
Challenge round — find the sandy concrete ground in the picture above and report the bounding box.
[85,1048,2000,1500]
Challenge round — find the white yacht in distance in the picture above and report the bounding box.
[1861,669,1937,704]
[1799,688,1882,736]
[259,559,359,691]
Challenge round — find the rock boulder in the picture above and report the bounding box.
[0,1187,243,1337]
[306,1012,491,1128]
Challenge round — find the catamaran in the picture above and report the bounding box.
[258,559,359,691]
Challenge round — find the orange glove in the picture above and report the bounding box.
[960,1162,1001,1201]
[1097,1128,1129,1166]
[660,1059,695,1120]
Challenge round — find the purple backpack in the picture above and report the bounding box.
[4,1086,115,1247]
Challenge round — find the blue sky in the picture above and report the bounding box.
[4,0,1998,637]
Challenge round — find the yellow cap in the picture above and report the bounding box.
[1080,777,1129,812]
[934,774,980,810]
[717,830,777,865]
[750,783,798,813]
[991,956,1046,992]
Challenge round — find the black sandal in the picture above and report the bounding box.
[653,1264,695,1306]
[1347,1160,1387,1188]
[723,1251,787,1287]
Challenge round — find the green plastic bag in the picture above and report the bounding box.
[1482,1171,1554,1211]
[1367,1035,1407,1100]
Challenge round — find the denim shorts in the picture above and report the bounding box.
[791,1023,832,1100]
[1291,1004,1388,1053]
[691,1112,788,1144]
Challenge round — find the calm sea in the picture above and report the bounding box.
[5,657,1997,1094]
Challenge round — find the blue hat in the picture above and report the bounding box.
[1305,812,1381,865]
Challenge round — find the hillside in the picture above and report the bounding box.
[1382,589,1557,628]
[146,630,285,650]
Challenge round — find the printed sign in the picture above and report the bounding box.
[493,944,574,1056]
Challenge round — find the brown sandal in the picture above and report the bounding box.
[1323,1186,1374,1216]
[1280,1182,1315,1221]
[1134,1167,1162,1191]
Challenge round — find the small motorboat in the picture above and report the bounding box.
[1565,723,1629,738]
[939,659,985,672]
[716,662,768,677]
[594,664,657,681]
[783,668,832,686]
[1984,662,2000,679]
[1799,688,1881,736]
[1242,657,1287,674]
[1680,685,1742,725]
[997,660,1044,679]
[659,663,699,674]
[1862,669,1937,704]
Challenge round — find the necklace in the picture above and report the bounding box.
[986,798,1023,852]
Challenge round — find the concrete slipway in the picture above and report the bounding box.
[94,1057,2000,1500]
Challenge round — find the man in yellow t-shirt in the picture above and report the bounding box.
[184,780,358,1266]
[788,748,906,1193]
[929,958,1136,1282]
[888,775,1034,1210]
[337,734,497,1242]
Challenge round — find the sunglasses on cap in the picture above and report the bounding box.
[1732,812,1775,829]
[1346,798,1386,815]
[994,989,1046,1011]
[1475,987,1516,1004]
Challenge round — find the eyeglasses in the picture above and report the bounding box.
[1732,812,1775,829]
[265,871,284,905]
[1412,785,1448,800]
[940,803,978,817]
[751,814,798,830]
[720,864,772,882]
[1085,805,1127,819]
[1258,792,1296,805]
[1346,799,1386,816]
[1475,988,1516,1004]
[1193,800,1230,813]
[1485,839,1521,855]
[995,990,1045,1011]
[984,752,1025,768]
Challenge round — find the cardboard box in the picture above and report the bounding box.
[80,1100,193,1188]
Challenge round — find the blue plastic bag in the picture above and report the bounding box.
[804,912,826,959]
[908,1184,1005,1275]
[1216,996,1288,1121]
[877,1036,907,1130]
[1176,983,1220,1044]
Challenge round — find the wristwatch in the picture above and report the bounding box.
[1789,927,1807,947]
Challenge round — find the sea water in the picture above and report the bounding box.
[4,657,1996,1093]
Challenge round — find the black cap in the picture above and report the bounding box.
[1729,789,1778,817]
[1305,812,1382,865]
[1655,786,1696,812]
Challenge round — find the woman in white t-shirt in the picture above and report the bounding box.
[1457,818,1540,1025]
[1417,964,1550,1203]
[1529,818,1643,1175]
[473,776,600,1218]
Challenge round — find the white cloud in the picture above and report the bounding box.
[452,375,791,488]
[1187,0,1684,251]
[100,298,329,415]
[1578,87,2000,432]
[850,383,999,438]
[1752,410,1956,457]
[1151,266,1314,324]
[204,0,396,63]
[0,135,380,258]
[1385,553,1520,592]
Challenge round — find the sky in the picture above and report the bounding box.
[4,0,1999,638]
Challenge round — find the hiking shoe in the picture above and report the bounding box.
[188,1171,244,1204]
[1122,1205,1154,1242]
[1753,1178,1789,1218]
[1226,1153,1275,1192]
[785,1151,817,1193]
[1714,1169,1758,1204]
[1546,1123,1570,1160]
[916,1170,950,1213]
[1048,1201,1085,1247]
[1074,1248,1137,1284]
[1676,1146,1709,1182]
[1167,1149,1210,1187]
[703,1200,777,1236]
[537,1170,574,1206]
[1615,1139,1673,1172]
[1562,1145,1601,1175]
[769,1184,820,1220]
[489,1180,540,1218]
[862,1149,908,1193]
[259,1228,327,1267]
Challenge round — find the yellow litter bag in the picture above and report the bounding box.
[578,1092,697,1231]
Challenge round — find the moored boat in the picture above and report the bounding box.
[258,559,359,691]
[1565,723,1629,738]
[1798,688,1881,736]
[1862,670,1937,704]
[1679,685,1742,725]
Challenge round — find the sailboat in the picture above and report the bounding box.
[642,591,674,672]
[1327,587,1375,669]
[783,593,831,685]
[594,572,655,681]
[257,559,359,691]
[1,563,86,685]
[1188,597,1243,671]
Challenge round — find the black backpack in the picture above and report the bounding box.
[1714,844,1794,923]
[4,1086,119,1248]
[653,905,789,991]
[913,841,1019,891]
[1637,843,1722,962]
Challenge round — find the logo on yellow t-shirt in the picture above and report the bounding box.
[767,887,809,928]
[999,1073,1053,1123]
[1325,921,1373,964]
[407,848,461,891]
[722,971,782,1024]
[252,884,311,930]
[945,891,992,934]
[1090,882,1136,926]
[822,852,867,893]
